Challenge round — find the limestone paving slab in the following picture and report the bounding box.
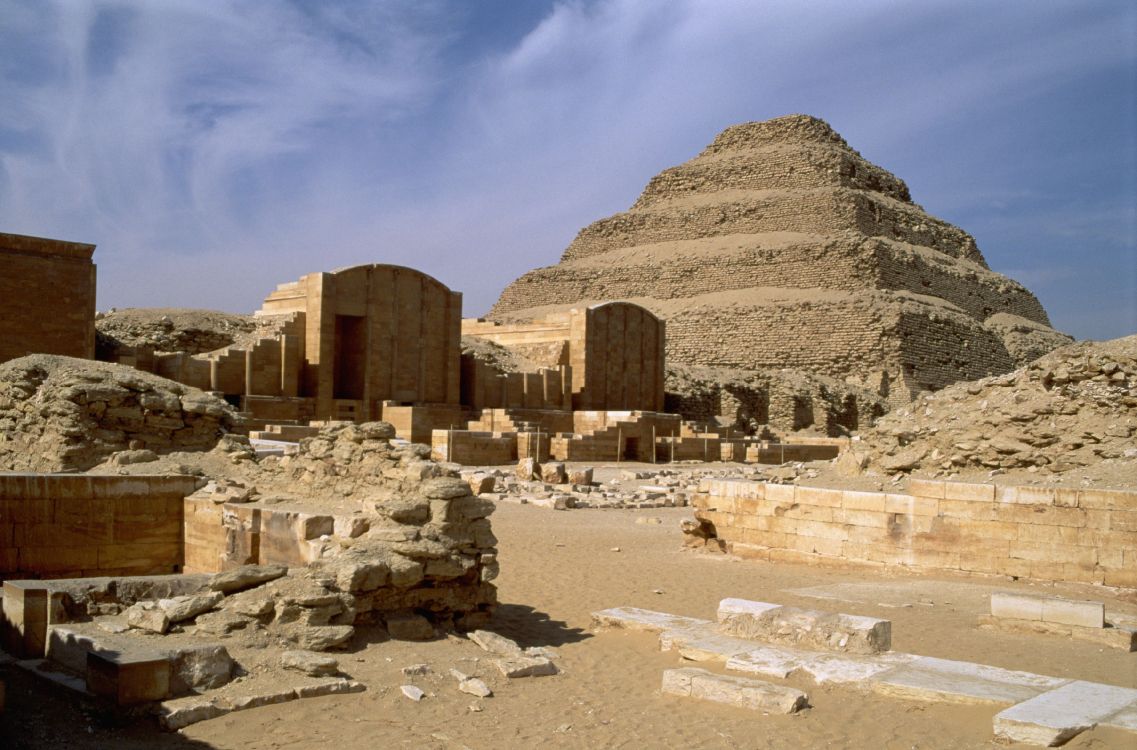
[993,680,1137,746]
[591,606,711,633]
[726,644,914,684]
[662,667,808,714]
[871,656,1069,706]
[658,623,761,662]
[158,675,366,730]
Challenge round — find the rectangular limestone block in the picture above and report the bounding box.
[992,593,1104,629]
[662,667,807,714]
[87,649,170,705]
[994,680,1137,747]
[717,599,891,654]
[2,581,49,657]
[870,656,1068,707]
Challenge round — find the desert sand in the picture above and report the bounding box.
[8,462,1133,750]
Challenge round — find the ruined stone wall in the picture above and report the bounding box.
[695,478,1137,588]
[430,430,516,465]
[380,404,466,445]
[0,233,96,364]
[460,356,571,411]
[0,474,197,580]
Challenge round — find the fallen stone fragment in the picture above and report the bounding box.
[469,630,523,656]
[159,697,226,730]
[401,663,430,676]
[494,654,557,678]
[159,591,224,623]
[662,667,807,714]
[289,625,354,651]
[401,685,425,701]
[209,564,288,594]
[993,681,1137,747]
[294,679,366,699]
[126,603,170,634]
[281,650,340,677]
[193,610,251,636]
[170,644,234,692]
[458,677,493,697]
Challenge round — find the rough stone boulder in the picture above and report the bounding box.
[0,354,240,472]
[854,335,1137,477]
[95,307,272,356]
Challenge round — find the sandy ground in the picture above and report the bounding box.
[4,492,1137,749]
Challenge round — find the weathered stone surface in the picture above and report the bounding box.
[125,603,170,634]
[469,629,523,656]
[294,679,365,698]
[281,650,340,677]
[516,457,540,481]
[386,612,435,641]
[159,697,226,730]
[159,591,223,623]
[401,685,425,701]
[662,667,807,714]
[717,599,891,654]
[209,564,287,594]
[288,625,354,651]
[457,676,492,697]
[591,606,712,633]
[567,467,594,485]
[169,644,233,693]
[870,656,1068,706]
[494,654,557,678]
[540,462,567,484]
[993,681,1137,747]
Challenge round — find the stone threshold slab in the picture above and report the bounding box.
[993,680,1137,746]
[159,676,366,730]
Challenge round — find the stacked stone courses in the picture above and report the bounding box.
[491,115,1070,403]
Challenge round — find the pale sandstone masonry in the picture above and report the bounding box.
[490,115,1071,404]
[462,301,665,412]
[259,264,462,422]
[0,474,198,581]
[0,232,96,364]
[694,478,1137,588]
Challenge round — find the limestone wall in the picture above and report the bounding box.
[260,265,462,421]
[0,233,96,364]
[430,430,516,465]
[0,474,197,580]
[695,478,1137,588]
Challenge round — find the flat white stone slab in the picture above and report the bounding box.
[717,598,783,619]
[1104,703,1137,732]
[726,644,914,684]
[991,593,1104,629]
[993,680,1137,746]
[591,607,711,633]
[871,656,1068,706]
[662,667,808,714]
[659,624,762,662]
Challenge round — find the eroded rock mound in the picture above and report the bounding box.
[854,336,1137,477]
[490,114,1071,405]
[0,354,238,472]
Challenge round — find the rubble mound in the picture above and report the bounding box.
[489,114,1071,405]
[0,354,239,472]
[460,335,540,374]
[855,336,1137,477]
[666,363,885,436]
[96,307,288,356]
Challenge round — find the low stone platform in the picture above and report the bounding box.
[592,601,1137,746]
[979,593,1137,652]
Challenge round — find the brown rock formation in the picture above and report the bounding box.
[490,115,1071,405]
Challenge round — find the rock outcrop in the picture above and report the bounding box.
[490,115,1071,405]
[0,355,239,472]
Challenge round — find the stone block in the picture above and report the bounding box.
[907,478,946,499]
[2,581,49,657]
[591,606,712,633]
[1040,597,1104,629]
[870,656,1067,706]
[991,593,1044,622]
[993,681,1137,747]
[941,481,995,502]
[87,649,170,705]
[842,490,886,512]
[661,667,807,714]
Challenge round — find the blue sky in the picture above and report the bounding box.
[1,0,1134,340]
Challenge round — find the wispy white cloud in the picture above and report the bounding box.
[0,0,1133,341]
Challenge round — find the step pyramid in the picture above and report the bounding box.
[490,115,1070,404]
